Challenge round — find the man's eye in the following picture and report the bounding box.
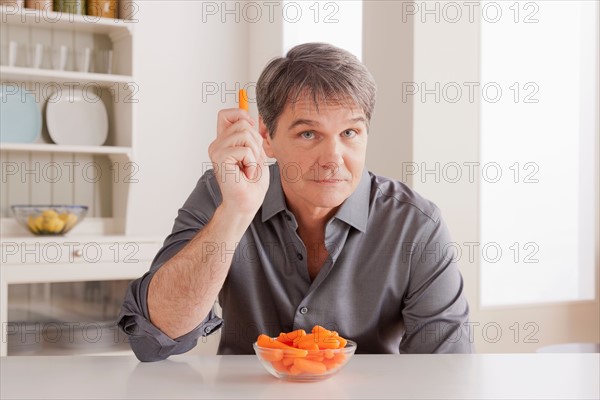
[342,129,357,138]
[301,131,315,139]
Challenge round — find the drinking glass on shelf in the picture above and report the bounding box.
[8,41,18,67]
[7,41,28,67]
[95,49,113,74]
[75,47,92,73]
[51,44,69,71]
[27,43,50,69]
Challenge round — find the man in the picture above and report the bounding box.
[118,42,474,362]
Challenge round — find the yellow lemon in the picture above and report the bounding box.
[42,209,59,219]
[27,216,39,233]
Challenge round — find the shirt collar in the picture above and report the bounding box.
[332,167,370,233]
[261,164,288,222]
[261,163,371,233]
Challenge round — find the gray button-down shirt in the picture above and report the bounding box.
[118,164,473,361]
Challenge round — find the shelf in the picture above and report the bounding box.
[0,5,133,39]
[0,66,134,87]
[0,143,132,160]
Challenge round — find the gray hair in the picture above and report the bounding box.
[256,42,377,137]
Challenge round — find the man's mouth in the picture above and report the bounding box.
[313,179,347,184]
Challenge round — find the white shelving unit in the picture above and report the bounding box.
[0,65,134,86]
[0,3,136,231]
[0,142,132,162]
[0,5,134,35]
[0,3,161,357]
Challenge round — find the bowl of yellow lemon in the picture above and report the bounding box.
[12,205,88,235]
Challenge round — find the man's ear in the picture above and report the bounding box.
[259,116,275,158]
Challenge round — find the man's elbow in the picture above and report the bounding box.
[128,335,170,362]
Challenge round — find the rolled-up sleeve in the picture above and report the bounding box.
[117,170,225,362]
[400,210,474,354]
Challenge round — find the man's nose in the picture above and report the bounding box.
[317,138,344,172]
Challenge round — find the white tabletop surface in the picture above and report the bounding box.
[1,353,598,399]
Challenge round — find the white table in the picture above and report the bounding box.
[1,354,598,399]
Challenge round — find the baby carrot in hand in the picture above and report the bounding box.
[239,89,249,111]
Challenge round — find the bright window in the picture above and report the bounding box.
[480,1,598,306]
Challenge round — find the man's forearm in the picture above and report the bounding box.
[147,206,253,339]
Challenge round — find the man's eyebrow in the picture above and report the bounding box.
[288,119,317,130]
[287,116,366,131]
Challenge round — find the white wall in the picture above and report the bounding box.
[363,1,413,186]
[127,0,279,355]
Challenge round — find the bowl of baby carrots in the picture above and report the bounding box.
[253,325,357,382]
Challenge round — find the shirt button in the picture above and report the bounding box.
[204,326,212,334]
[299,307,308,315]
[297,253,303,261]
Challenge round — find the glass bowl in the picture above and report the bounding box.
[12,205,88,235]
[253,340,357,382]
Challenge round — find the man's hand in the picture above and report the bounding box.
[209,108,270,217]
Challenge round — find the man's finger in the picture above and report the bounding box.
[217,108,255,136]
[216,130,262,163]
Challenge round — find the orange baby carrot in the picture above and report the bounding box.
[295,333,316,345]
[293,358,327,374]
[271,359,288,373]
[306,353,325,362]
[335,335,347,348]
[333,353,347,363]
[317,339,340,350]
[257,334,276,347]
[297,341,319,351]
[239,89,249,111]
[312,325,342,347]
[322,358,340,371]
[276,333,293,346]
[312,325,330,335]
[288,329,307,340]
[259,349,283,362]
[288,365,303,375]
[277,329,306,345]
[282,357,295,367]
[282,347,309,358]
[257,334,308,357]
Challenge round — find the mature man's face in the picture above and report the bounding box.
[261,95,368,218]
